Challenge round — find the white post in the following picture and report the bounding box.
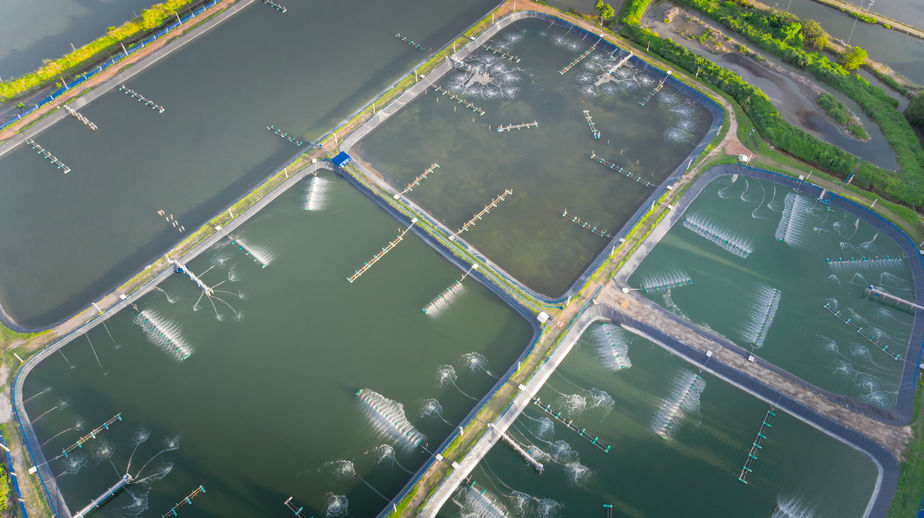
[228,209,233,218]
[176,12,182,24]
[284,167,288,179]
[871,198,878,209]
[121,42,128,55]
[60,75,68,90]
[372,102,376,114]
[459,427,464,437]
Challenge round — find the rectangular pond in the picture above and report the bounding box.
[17,172,533,517]
[440,323,880,517]
[628,172,921,413]
[354,16,718,298]
[0,0,499,328]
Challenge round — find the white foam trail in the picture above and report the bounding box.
[652,370,706,440]
[456,483,509,518]
[771,496,816,518]
[229,237,272,268]
[682,213,753,258]
[640,271,692,294]
[741,285,782,349]
[775,193,811,246]
[422,281,465,316]
[305,175,330,211]
[134,310,192,360]
[355,389,426,451]
[591,324,632,370]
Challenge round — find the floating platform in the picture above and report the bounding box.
[583,109,600,140]
[738,407,775,484]
[260,0,287,13]
[827,256,904,268]
[589,151,651,187]
[62,413,122,458]
[73,474,133,518]
[347,219,417,283]
[25,138,71,174]
[532,397,611,453]
[283,496,306,517]
[396,163,440,197]
[394,32,428,52]
[431,84,485,116]
[266,124,304,146]
[118,85,165,114]
[161,485,205,517]
[561,209,612,239]
[496,121,538,133]
[640,272,692,294]
[639,71,671,106]
[483,43,520,63]
[559,41,599,75]
[63,104,98,130]
[823,302,901,360]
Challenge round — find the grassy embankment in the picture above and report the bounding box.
[0,0,207,103]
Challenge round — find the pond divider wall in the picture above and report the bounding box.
[344,10,725,304]
[616,164,924,425]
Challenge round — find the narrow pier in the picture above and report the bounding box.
[62,413,122,458]
[396,163,440,197]
[583,109,600,140]
[63,104,98,131]
[266,124,304,146]
[738,407,776,484]
[490,423,543,473]
[171,259,214,296]
[561,209,611,239]
[496,120,538,132]
[639,70,671,106]
[348,219,417,283]
[609,52,633,75]
[73,474,132,518]
[431,84,485,116]
[118,85,165,114]
[260,0,287,13]
[483,43,520,63]
[394,32,428,52]
[532,397,611,453]
[25,138,71,174]
[450,189,512,240]
[283,496,308,517]
[823,302,901,360]
[161,485,206,517]
[559,41,599,75]
[865,285,924,311]
[589,151,651,187]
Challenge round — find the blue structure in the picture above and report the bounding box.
[332,152,352,168]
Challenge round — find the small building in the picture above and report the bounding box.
[332,151,352,168]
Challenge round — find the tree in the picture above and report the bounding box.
[841,45,867,71]
[595,0,616,27]
[906,93,924,129]
[801,20,828,50]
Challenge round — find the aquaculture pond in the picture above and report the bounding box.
[355,17,715,298]
[0,0,498,328]
[20,173,533,517]
[440,324,879,517]
[629,174,916,410]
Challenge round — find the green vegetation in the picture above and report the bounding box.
[659,0,924,207]
[887,382,924,517]
[800,19,827,50]
[595,0,616,27]
[0,0,203,102]
[907,93,924,129]
[841,45,868,71]
[817,93,867,138]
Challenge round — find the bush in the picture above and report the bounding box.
[818,93,849,125]
[907,93,924,129]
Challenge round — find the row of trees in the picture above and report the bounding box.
[0,0,201,102]
[616,0,923,207]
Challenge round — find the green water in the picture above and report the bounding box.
[0,0,498,327]
[21,174,532,517]
[441,324,878,517]
[629,175,913,409]
[356,18,712,297]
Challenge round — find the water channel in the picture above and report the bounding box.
[0,0,498,328]
[356,18,716,297]
[20,174,533,517]
[440,325,879,517]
